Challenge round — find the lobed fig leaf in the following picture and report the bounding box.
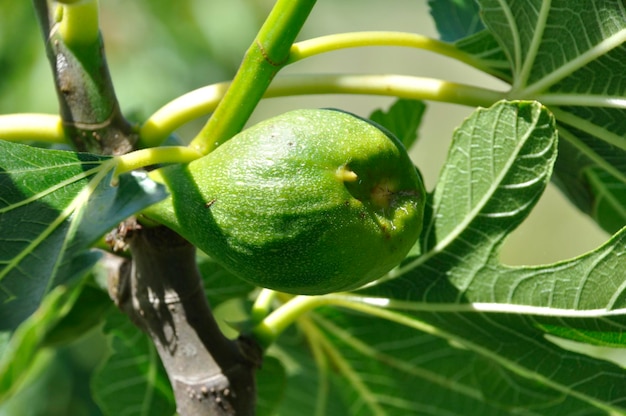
[144,109,426,295]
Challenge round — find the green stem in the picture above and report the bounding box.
[252,295,334,348]
[288,31,493,74]
[264,73,504,105]
[0,114,65,143]
[253,293,452,347]
[58,0,100,49]
[141,74,504,146]
[251,293,466,347]
[188,0,316,155]
[114,146,202,177]
[250,289,278,323]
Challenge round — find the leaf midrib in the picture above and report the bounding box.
[314,314,485,402]
[514,0,552,91]
[0,164,104,214]
[0,162,113,289]
[521,29,626,97]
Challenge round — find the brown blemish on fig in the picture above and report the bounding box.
[204,198,217,208]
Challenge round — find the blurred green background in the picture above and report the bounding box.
[0,1,609,415]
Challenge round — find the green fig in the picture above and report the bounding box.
[144,108,425,295]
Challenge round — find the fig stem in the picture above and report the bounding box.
[251,289,278,323]
[188,0,316,155]
[0,114,65,144]
[252,295,333,348]
[288,31,502,79]
[141,74,504,147]
[113,146,202,177]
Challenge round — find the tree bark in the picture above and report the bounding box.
[121,225,261,415]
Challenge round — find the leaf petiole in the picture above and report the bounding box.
[250,289,278,322]
[264,73,504,106]
[141,74,504,147]
[252,293,404,347]
[252,295,334,348]
[113,146,202,178]
[288,31,494,74]
[0,114,66,144]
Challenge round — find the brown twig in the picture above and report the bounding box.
[122,226,261,415]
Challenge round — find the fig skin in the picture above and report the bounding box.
[144,108,425,295]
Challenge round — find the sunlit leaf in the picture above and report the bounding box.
[304,309,622,415]
[361,101,624,313]
[454,30,513,82]
[423,100,556,256]
[303,100,626,414]
[255,97,626,416]
[456,0,626,231]
[478,0,626,96]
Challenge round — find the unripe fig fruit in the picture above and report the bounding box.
[144,109,425,295]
